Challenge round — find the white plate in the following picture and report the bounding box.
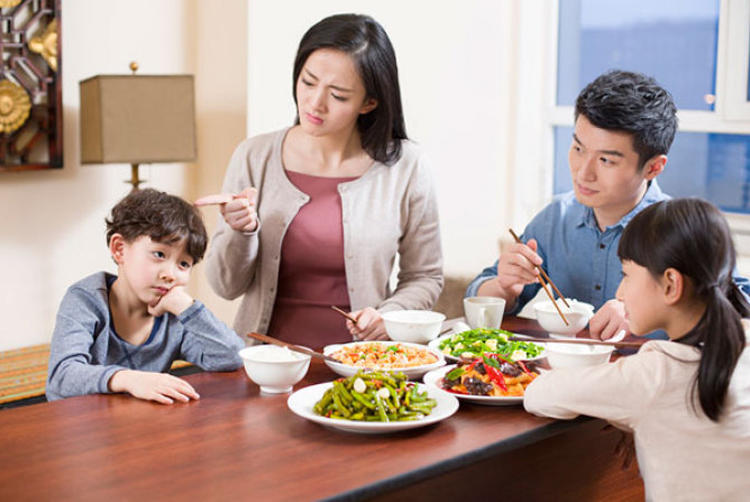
[428,333,546,363]
[422,365,535,406]
[323,341,445,379]
[287,382,459,433]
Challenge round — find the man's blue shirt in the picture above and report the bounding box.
[467,181,750,316]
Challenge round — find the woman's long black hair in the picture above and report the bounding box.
[292,14,407,165]
[618,198,748,421]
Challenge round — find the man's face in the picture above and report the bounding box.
[568,115,659,225]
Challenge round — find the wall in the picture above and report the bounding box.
[247,0,518,280]
[0,0,248,351]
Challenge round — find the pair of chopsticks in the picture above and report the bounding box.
[508,228,570,326]
[246,332,341,363]
[508,335,642,349]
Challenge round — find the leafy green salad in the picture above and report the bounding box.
[437,328,544,361]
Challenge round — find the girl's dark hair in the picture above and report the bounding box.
[575,70,678,168]
[105,188,208,263]
[292,13,407,165]
[618,198,749,421]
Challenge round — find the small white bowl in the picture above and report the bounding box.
[534,299,594,338]
[545,343,614,369]
[239,345,311,394]
[382,310,446,344]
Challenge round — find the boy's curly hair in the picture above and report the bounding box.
[105,188,208,263]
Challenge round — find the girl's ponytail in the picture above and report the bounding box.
[693,279,747,420]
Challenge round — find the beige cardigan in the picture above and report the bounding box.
[524,336,750,501]
[205,128,443,337]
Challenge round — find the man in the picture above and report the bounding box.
[467,70,749,339]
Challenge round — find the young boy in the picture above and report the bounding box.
[466,70,750,339]
[46,189,245,404]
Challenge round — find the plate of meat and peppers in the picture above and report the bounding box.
[422,352,544,406]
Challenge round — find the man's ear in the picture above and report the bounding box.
[661,267,684,305]
[643,154,667,181]
[359,97,378,115]
[109,234,125,265]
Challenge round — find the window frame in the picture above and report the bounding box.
[512,0,750,257]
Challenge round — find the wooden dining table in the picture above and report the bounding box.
[0,317,646,501]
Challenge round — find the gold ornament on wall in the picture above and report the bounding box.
[0,80,31,133]
[28,19,58,72]
[0,0,22,8]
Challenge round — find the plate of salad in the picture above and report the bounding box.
[427,328,545,363]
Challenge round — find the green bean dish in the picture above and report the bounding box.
[313,371,437,422]
[437,328,544,361]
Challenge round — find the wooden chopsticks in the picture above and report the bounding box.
[508,335,642,349]
[508,228,570,326]
[246,332,340,364]
[330,305,359,324]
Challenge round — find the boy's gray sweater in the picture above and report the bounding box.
[46,272,245,401]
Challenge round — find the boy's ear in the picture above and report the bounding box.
[109,233,126,265]
[661,267,684,305]
[643,154,667,181]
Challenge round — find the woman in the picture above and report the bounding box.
[524,198,750,500]
[200,14,443,347]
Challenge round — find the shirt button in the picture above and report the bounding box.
[349,287,354,292]
[274,255,279,260]
[270,287,275,293]
[594,284,602,291]
[599,243,605,249]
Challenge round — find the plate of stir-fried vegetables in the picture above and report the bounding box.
[422,354,543,405]
[288,370,458,433]
[428,328,545,362]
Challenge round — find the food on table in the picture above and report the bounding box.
[313,371,438,421]
[440,354,540,397]
[438,328,544,361]
[329,342,439,369]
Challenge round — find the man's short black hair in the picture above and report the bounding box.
[105,188,208,263]
[575,70,678,167]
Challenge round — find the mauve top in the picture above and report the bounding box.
[267,170,358,347]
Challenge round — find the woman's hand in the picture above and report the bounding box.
[346,307,389,340]
[108,370,200,405]
[195,186,258,233]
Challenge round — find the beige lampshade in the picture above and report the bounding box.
[79,75,196,164]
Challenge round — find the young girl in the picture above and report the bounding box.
[524,198,750,500]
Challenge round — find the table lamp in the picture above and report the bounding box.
[79,62,196,190]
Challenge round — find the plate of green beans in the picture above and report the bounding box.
[287,371,459,433]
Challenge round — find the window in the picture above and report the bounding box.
[550,0,750,216]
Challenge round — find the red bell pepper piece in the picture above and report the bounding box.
[484,364,507,392]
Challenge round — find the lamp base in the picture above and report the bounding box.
[127,163,145,191]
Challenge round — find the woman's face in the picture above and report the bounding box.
[296,48,377,138]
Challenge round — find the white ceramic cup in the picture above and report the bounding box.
[463,296,507,329]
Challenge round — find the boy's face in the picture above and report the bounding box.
[115,235,194,307]
[568,115,662,222]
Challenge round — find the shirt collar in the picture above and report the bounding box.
[575,180,667,230]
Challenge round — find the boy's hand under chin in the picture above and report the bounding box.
[148,286,194,317]
[109,370,200,405]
